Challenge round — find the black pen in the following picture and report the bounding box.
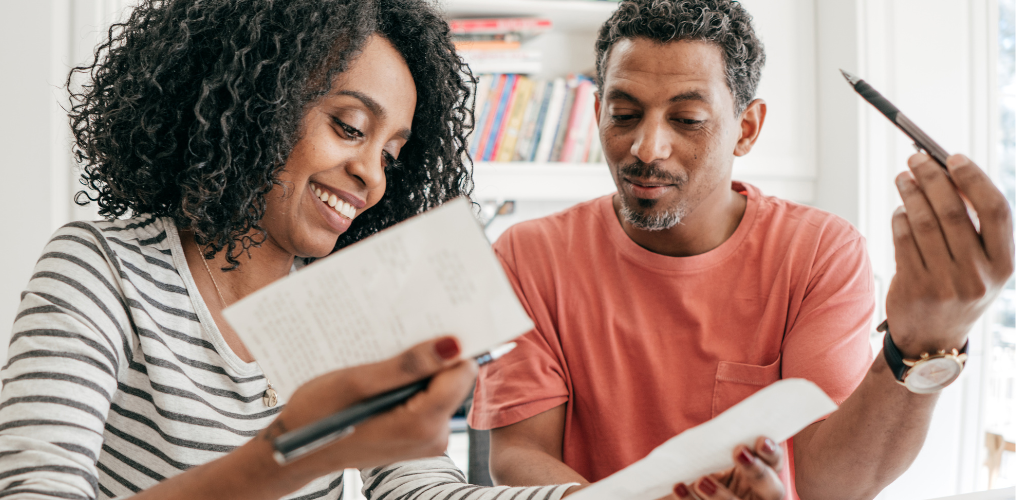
[272,342,518,465]
[840,69,951,169]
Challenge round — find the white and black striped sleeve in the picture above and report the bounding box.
[0,223,132,499]
[361,456,576,500]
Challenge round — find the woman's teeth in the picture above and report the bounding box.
[311,184,356,220]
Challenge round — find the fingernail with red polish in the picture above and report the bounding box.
[699,476,717,496]
[763,438,777,454]
[738,448,754,466]
[435,338,460,360]
[673,483,689,498]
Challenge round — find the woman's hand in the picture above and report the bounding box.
[262,336,477,488]
[671,437,785,500]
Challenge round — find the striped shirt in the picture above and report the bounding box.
[0,216,573,500]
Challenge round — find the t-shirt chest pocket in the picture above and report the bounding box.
[711,354,782,418]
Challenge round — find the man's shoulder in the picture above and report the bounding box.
[752,187,862,248]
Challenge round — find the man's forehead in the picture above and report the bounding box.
[602,38,729,103]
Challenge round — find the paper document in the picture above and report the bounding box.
[222,197,534,396]
[569,379,837,500]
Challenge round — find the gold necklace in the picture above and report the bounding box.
[200,254,279,408]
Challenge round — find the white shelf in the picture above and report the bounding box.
[472,162,616,200]
[439,0,618,32]
[471,162,816,204]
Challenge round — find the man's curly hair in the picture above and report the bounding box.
[594,0,765,115]
[68,0,474,268]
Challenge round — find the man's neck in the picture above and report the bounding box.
[612,185,748,257]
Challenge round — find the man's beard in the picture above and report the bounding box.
[616,160,688,231]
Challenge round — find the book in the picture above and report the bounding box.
[482,74,516,161]
[495,76,534,162]
[461,50,541,75]
[560,78,595,163]
[449,18,552,35]
[468,74,495,158]
[489,75,524,161]
[222,198,534,396]
[512,79,549,162]
[533,77,568,163]
[454,40,522,51]
[473,74,506,161]
[549,76,579,162]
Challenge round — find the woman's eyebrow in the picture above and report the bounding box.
[336,89,411,140]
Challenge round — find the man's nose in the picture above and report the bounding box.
[630,117,673,164]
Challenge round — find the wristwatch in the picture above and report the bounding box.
[878,320,968,394]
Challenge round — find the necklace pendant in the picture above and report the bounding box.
[263,387,278,407]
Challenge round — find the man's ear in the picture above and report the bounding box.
[594,93,602,127]
[733,98,766,157]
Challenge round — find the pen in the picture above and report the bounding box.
[840,69,951,169]
[272,341,518,465]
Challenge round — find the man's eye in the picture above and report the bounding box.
[676,118,704,126]
[333,118,363,139]
[611,114,637,122]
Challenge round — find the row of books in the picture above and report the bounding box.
[450,17,550,74]
[469,74,604,164]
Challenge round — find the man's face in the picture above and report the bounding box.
[596,38,753,231]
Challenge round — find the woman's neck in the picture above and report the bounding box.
[180,231,295,305]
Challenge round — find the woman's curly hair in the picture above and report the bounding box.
[594,0,765,115]
[68,0,474,268]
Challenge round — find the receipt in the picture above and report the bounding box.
[568,379,837,500]
[222,197,534,396]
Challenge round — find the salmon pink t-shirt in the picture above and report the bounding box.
[469,182,875,499]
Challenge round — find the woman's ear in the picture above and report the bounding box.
[733,99,766,157]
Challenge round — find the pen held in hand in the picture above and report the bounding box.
[840,69,951,169]
[272,342,518,465]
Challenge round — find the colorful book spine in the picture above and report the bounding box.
[449,18,552,35]
[533,77,568,163]
[549,77,579,162]
[482,74,516,161]
[512,80,548,161]
[468,74,495,158]
[490,76,524,161]
[523,80,556,162]
[496,77,534,162]
[473,74,506,161]
[560,78,595,163]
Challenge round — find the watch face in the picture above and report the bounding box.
[904,357,963,394]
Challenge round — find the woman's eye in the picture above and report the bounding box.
[382,151,400,170]
[333,118,363,139]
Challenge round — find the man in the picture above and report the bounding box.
[467,1,1014,499]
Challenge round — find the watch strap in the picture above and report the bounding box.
[879,320,969,382]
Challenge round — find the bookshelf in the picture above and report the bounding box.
[441,0,618,202]
[441,0,822,208]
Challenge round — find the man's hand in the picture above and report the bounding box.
[671,437,785,500]
[887,153,1014,357]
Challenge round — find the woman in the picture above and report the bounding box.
[0,0,785,498]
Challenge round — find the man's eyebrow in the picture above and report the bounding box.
[669,90,709,103]
[337,90,411,141]
[604,89,710,105]
[604,89,642,105]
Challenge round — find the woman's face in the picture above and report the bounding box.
[261,35,416,258]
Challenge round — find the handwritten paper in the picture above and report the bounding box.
[222,198,533,396]
[569,379,838,500]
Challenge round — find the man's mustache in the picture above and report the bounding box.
[617,160,686,186]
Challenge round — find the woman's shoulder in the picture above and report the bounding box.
[50,214,179,270]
